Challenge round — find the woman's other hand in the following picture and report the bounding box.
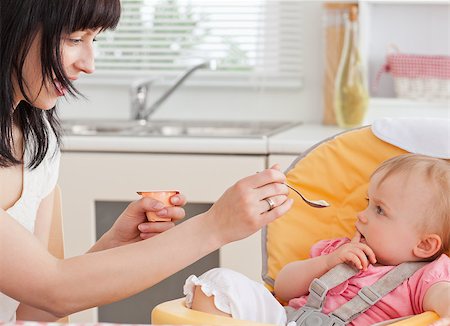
[205,164,293,244]
[136,193,187,240]
[91,193,186,251]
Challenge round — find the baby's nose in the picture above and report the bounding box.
[356,211,368,224]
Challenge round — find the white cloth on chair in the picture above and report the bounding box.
[184,268,288,325]
[372,117,450,159]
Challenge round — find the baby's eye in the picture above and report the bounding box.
[375,205,384,215]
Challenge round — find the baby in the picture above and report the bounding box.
[184,154,450,326]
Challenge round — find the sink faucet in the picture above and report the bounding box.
[130,60,217,121]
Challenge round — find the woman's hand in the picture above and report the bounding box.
[91,193,186,251]
[135,193,187,240]
[327,231,377,270]
[205,165,293,244]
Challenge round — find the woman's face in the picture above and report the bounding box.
[14,28,100,110]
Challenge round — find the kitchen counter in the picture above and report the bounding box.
[62,123,345,155]
[268,123,343,154]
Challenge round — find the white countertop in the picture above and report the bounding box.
[60,97,449,155]
[62,134,269,154]
[61,123,345,155]
[268,124,343,154]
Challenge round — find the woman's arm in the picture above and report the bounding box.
[1,168,292,318]
[19,186,185,320]
[424,281,450,322]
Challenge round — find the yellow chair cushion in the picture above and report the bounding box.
[388,312,440,325]
[151,298,439,325]
[263,127,408,290]
[152,298,274,325]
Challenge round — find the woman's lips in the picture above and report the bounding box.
[54,80,66,96]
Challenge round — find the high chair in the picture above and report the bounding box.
[49,185,64,261]
[49,185,70,323]
[152,117,449,326]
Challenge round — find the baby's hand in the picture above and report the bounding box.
[327,231,377,270]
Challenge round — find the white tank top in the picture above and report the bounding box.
[0,125,61,322]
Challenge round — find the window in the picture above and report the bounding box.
[93,0,304,88]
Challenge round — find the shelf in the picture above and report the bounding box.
[370,97,449,109]
[358,1,450,100]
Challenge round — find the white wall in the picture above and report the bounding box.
[58,1,449,123]
[58,2,324,123]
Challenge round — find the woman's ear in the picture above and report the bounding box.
[413,234,442,259]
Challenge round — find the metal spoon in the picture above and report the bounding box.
[284,183,330,208]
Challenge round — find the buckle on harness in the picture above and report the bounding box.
[358,286,381,305]
[308,278,328,309]
[287,307,346,326]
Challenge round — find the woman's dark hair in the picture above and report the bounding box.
[0,0,120,169]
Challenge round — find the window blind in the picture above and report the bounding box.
[94,0,304,88]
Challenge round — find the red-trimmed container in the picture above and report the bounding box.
[377,51,450,101]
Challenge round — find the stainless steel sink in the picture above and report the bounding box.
[61,119,301,139]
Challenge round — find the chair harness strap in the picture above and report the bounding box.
[305,263,359,310]
[286,262,426,326]
[330,262,426,323]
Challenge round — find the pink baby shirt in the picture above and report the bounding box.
[288,238,450,326]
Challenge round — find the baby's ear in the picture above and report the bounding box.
[413,234,442,259]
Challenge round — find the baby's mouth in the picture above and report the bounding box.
[356,228,366,243]
[360,234,367,243]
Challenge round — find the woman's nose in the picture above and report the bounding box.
[75,47,95,74]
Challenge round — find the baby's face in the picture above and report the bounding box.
[355,171,432,265]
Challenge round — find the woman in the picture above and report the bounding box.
[0,0,293,322]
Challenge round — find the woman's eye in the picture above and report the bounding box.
[69,38,82,45]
